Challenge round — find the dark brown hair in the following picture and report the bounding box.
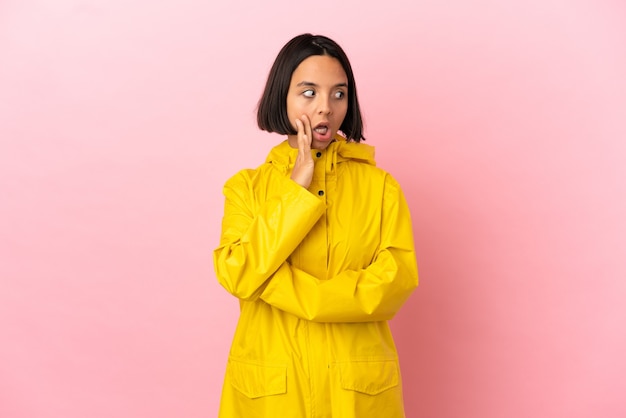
[257,33,365,141]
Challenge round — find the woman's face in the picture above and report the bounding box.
[286,55,349,150]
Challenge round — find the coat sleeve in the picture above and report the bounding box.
[259,174,418,322]
[213,169,326,301]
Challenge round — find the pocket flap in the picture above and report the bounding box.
[339,359,399,395]
[228,358,287,399]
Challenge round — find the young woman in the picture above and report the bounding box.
[213,33,418,418]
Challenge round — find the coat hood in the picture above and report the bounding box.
[265,134,376,174]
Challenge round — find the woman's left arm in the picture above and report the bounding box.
[260,174,418,322]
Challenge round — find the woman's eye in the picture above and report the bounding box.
[303,90,315,97]
[335,91,345,99]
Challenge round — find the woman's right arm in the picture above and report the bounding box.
[213,169,325,301]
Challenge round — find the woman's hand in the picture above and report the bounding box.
[290,115,314,189]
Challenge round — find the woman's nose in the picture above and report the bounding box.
[317,97,331,115]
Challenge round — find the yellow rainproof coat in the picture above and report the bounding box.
[214,136,418,418]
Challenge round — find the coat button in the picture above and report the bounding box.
[316,152,322,158]
[318,190,324,196]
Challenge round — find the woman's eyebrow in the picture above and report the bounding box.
[296,81,348,88]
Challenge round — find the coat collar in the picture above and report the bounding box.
[265,134,376,174]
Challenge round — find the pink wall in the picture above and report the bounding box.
[1,0,625,417]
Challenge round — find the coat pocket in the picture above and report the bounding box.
[228,358,287,399]
[338,359,399,395]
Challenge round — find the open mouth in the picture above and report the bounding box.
[314,123,329,135]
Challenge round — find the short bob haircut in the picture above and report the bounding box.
[257,33,365,142]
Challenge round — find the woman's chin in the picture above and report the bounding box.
[311,131,335,150]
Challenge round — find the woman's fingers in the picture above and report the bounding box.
[295,118,307,153]
[296,116,312,153]
[301,114,313,149]
[291,115,314,189]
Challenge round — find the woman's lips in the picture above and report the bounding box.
[314,126,328,134]
[313,124,331,141]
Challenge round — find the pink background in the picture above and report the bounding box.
[1,0,625,417]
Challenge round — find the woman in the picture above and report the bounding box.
[213,33,418,418]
